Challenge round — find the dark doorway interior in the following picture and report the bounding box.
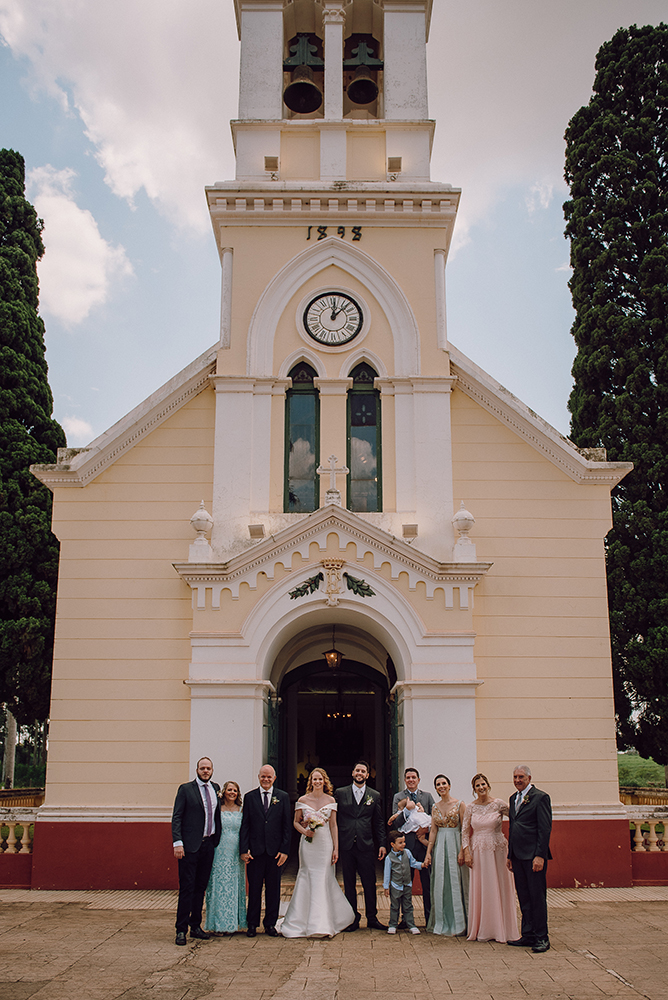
[278,660,391,803]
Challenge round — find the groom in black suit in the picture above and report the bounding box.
[507,765,553,953]
[335,760,387,931]
[171,756,222,945]
[239,763,292,937]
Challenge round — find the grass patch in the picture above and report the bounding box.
[618,752,666,788]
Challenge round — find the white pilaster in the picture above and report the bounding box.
[383,1,429,121]
[219,248,233,348]
[323,3,345,120]
[412,378,456,560]
[237,2,284,120]
[434,248,448,350]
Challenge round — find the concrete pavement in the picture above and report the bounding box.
[1,887,666,1000]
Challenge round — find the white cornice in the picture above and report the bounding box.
[207,175,457,230]
[31,346,218,489]
[449,344,633,487]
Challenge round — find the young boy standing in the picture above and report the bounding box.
[383,830,428,934]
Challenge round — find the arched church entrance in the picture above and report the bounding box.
[268,623,399,809]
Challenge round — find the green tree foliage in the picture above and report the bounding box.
[564,25,668,767]
[0,149,65,725]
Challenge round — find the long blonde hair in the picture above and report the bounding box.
[306,768,334,795]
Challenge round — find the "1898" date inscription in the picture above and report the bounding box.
[307,226,362,241]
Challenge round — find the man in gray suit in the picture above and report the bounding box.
[390,767,435,924]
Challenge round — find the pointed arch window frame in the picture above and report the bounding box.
[284,362,321,513]
[347,362,382,513]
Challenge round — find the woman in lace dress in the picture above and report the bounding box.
[204,781,247,934]
[280,768,354,938]
[462,773,519,943]
[424,774,469,935]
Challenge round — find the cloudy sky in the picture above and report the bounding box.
[1,0,665,445]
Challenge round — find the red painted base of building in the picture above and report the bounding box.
[16,817,665,891]
[30,822,178,891]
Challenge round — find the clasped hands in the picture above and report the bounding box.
[240,850,288,867]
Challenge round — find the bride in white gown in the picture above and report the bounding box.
[281,768,354,938]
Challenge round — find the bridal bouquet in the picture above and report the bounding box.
[305,816,324,842]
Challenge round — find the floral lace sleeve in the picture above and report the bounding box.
[461,803,473,849]
[497,798,509,817]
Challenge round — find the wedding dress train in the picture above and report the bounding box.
[280,803,354,938]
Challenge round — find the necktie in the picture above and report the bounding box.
[409,791,418,803]
[263,791,269,814]
[203,783,213,837]
[516,792,523,810]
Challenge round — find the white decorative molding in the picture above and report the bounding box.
[36,805,173,823]
[552,803,628,821]
[207,173,454,231]
[449,344,634,487]
[278,348,327,379]
[246,236,421,376]
[339,347,387,378]
[31,345,218,489]
[174,503,491,607]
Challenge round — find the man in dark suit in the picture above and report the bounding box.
[390,767,435,925]
[239,763,292,937]
[335,760,387,931]
[507,765,553,953]
[171,756,222,945]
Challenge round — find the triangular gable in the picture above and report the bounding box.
[31,345,218,489]
[174,503,492,608]
[449,343,632,486]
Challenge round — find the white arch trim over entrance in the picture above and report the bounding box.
[247,237,421,377]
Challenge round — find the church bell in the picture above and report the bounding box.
[346,65,379,106]
[283,65,323,114]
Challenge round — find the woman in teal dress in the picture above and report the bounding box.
[424,774,469,936]
[204,781,247,933]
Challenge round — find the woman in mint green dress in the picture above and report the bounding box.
[424,774,469,936]
[205,781,247,933]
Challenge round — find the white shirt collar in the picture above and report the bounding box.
[353,783,366,797]
[261,785,274,798]
[516,782,533,800]
[196,776,212,789]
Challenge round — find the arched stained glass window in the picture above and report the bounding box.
[285,362,320,512]
[347,362,381,512]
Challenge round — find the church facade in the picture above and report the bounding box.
[31,0,633,890]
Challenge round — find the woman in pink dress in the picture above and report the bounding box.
[461,773,519,943]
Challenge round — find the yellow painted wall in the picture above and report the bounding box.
[45,388,215,808]
[450,388,619,805]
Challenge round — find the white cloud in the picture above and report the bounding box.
[0,0,239,232]
[526,180,554,215]
[27,165,133,325]
[61,415,93,445]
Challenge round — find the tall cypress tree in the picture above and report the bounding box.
[564,25,668,772]
[0,149,65,725]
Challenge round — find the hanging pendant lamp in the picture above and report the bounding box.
[323,624,343,670]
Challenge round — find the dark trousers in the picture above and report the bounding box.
[340,843,377,921]
[389,883,415,929]
[246,851,282,930]
[511,857,549,941]
[175,836,215,932]
[404,831,431,923]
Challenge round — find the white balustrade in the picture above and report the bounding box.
[0,809,39,854]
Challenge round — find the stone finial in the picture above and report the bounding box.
[452,501,476,563]
[189,501,214,562]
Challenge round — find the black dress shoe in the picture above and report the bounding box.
[265,926,279,937]
[366,918,388,930]
[246,927,257,938]
[343,920,360,932]
[532,939,550,953]
[507,937,534,947]
[190,926,210,940]
[175,932,187,946]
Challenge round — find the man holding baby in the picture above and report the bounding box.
[389,767,435,925]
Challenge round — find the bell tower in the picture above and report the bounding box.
[208,0,461,562]
[232,0,435,185]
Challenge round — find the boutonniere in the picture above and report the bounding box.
[271,796,279,806]
[364,795,374,806]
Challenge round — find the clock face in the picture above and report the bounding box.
[303,292,363,346]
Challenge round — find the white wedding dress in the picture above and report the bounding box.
[280,802,354,938]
